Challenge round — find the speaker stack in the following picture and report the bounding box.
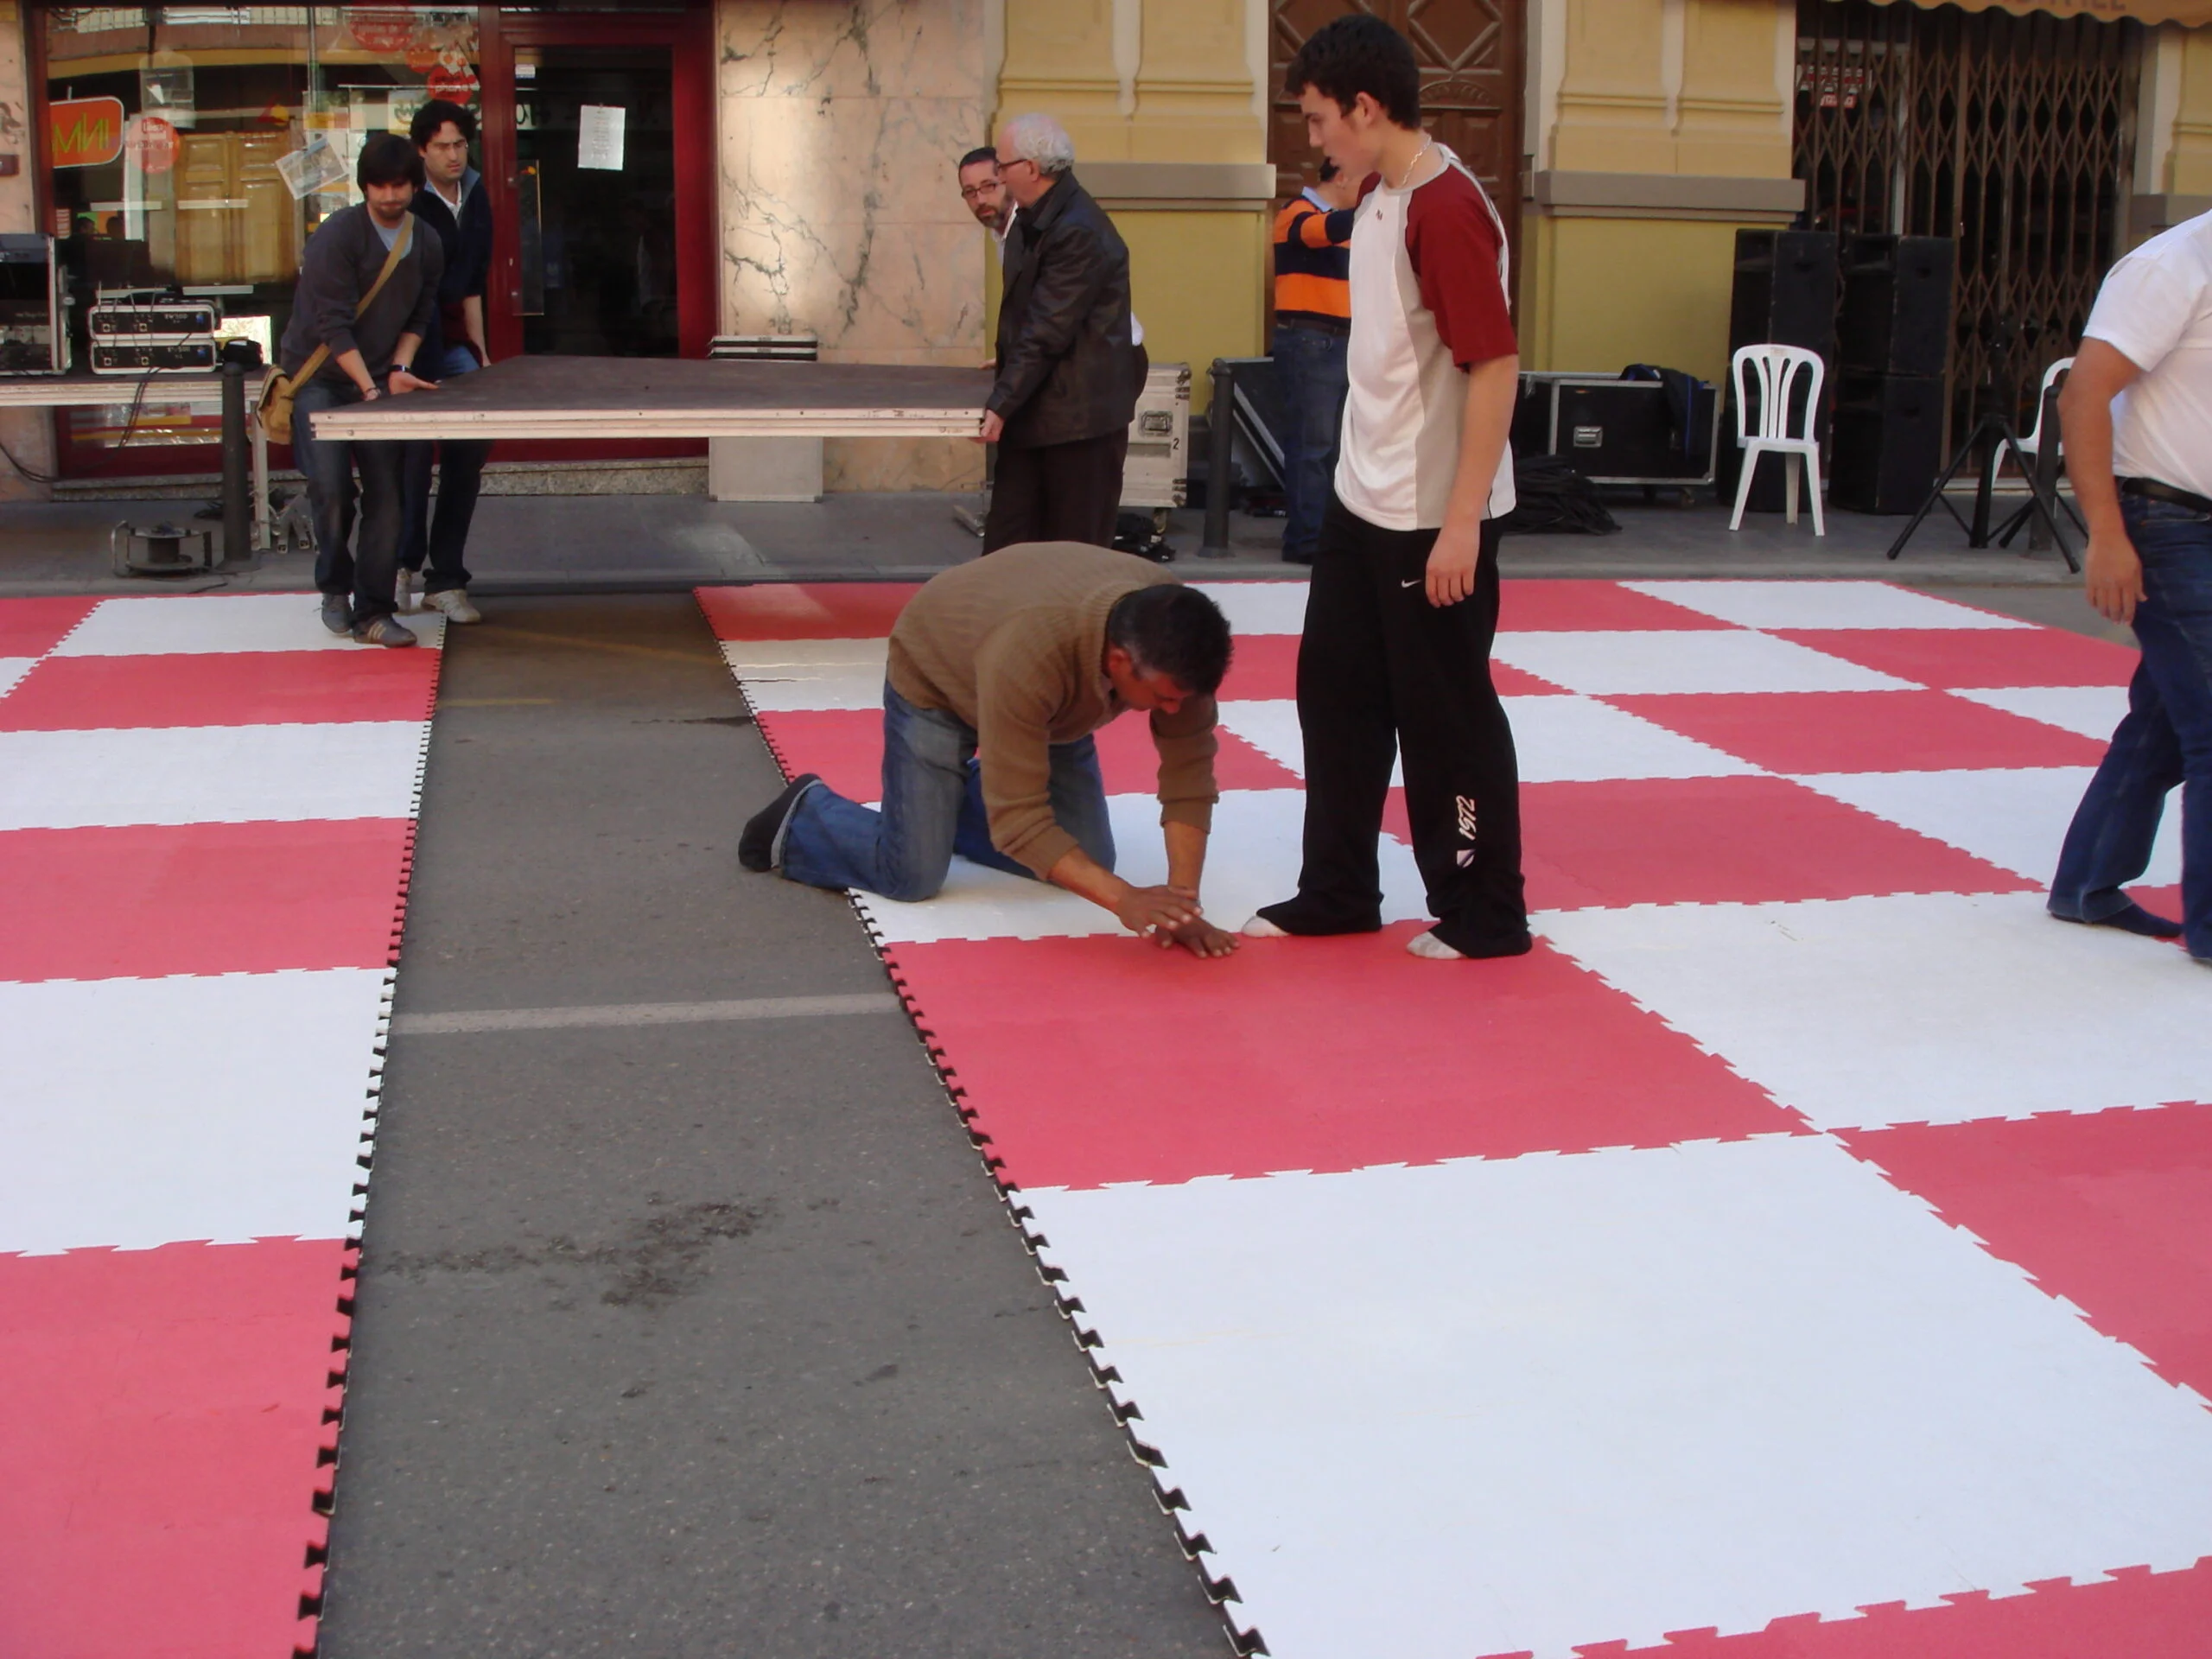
[1828,235,1955,513]
[1722,230,1838,513]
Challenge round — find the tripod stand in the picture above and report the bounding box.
[1886,321,2079,572]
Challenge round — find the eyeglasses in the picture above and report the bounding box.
[958,183,997,200]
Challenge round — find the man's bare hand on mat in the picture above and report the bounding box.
[1157,916,1241,958]
[1113,883,1203,939]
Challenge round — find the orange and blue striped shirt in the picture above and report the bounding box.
[1273,189,1354,329]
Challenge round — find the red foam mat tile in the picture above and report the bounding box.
[884,926,1802,1189]
[1589,1560,2212,1659]
[0,1237,349,1659]
[697,582,923,641]
[1500,580,1737,632]
[1770,626,2139,690]
[0,595,99,658]
[1511,776,2037,910]
[1839,1103,2212,1402]
[756,707,1305,798]
[0,819,414,981]
[0,649,441,732]
[1607,690,2110,774]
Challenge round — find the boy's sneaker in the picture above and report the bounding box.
[424,588,482,624]
[319,594,352,635]
[351,615,418,648]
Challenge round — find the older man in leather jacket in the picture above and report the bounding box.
[977,113,1145,553]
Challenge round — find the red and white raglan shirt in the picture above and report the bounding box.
[1334,146,1518,530]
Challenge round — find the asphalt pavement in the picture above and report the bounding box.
[315,595,1227,1658]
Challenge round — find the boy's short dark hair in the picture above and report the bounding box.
[410,98,476,150]
[958,145,998,170]
[1106,584,1233,696]
[358,130,425,190]
[1284,15,1421,130]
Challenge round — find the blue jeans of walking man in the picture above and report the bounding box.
[779,683,1116,900]
[2050,492,2212,960]
[294,376,405,626]
[1274,321,1350,560]
[400,342,493,594]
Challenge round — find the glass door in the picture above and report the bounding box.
[478,5,715,367]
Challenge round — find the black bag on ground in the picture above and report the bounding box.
[1497,454,1620,537]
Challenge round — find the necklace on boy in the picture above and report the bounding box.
[1389,134,1434,190]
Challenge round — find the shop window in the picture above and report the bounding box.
[41,5,480,474]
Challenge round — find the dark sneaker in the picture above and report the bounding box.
[351,615,418,648]
[320,594,352,635]
[740,772,821,872]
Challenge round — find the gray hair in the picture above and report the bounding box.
[998,112,1075,177]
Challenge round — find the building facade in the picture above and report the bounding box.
[1,0,2207,499]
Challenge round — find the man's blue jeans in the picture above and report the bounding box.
[400,343,493,594]
[1274,321,1350,558]
[2050,492,2212,960]
[779,683,1116,901]
[294,376,405,625]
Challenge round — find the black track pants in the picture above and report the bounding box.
[1263,498,1529,956]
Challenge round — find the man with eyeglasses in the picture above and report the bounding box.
[976,113,1142,555]
[957,144,1017,269]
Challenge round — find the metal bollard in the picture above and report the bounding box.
[1198,357,1236,559]
[220,359,250,565]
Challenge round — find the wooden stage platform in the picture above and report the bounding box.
[307,357,993,442]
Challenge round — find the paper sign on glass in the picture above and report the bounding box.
[578,104,626,171]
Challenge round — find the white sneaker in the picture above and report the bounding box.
[1241,916,1289,938]
[395,568,416,613]
[424,588,482,624]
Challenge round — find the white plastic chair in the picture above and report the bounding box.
[1729,344,1826,536]
[1986,354,2072,489]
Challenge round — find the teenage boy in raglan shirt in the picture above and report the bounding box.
[1245,13,1530,962]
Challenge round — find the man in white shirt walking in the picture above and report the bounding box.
[2049,207,2212,965]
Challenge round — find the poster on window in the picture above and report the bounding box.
[578,104,626,171]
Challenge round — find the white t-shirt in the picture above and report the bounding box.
[2083,209,2212,500]
[1334,145,1516,530]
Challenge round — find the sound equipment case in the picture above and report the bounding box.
[1513,373,1722,487]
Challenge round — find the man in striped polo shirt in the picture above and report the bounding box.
[1272,159,1360,564]
[1247,13,1529,963]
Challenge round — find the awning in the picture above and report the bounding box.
[1863,0,2212,29]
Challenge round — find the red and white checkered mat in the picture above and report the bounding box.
[702,577,2212,1659]
[0,594,442,1659]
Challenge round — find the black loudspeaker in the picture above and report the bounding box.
[1730,230,1840,355]
[1829,372,1946,514]
[1839,235,1955,378]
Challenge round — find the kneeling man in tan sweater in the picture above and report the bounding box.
[741,542,1240,958]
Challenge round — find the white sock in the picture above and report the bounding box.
[1242,916,1289,938]
[1406,929,1465,961]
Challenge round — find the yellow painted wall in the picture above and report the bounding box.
[1521,216,1754,387]
[1113,211,1268,405]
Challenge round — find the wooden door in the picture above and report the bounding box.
[1269,0,1525,239]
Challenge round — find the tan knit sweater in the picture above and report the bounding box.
[887,542,1221,875]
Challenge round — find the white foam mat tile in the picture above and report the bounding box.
[0,968,391,1254]
[1952,683,2131,741]
[1216,698,1313,778]
[720,636,887,675]
[1622,580,2031,632]
[728,658,887,711]
[1020,1136,2212,1659]
[0,656,34,697]
[0,721,429,830]
[855,788,1429,942]
[1493,629,1919,696]
[1187,580,1309,638]
[54,592,447,656]
[1510,693,1766,783]
[1537,890,2210,1129]
[1794,765,2181,886]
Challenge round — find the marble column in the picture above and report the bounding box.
[717,0,990,491]
[0,0,50,500]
